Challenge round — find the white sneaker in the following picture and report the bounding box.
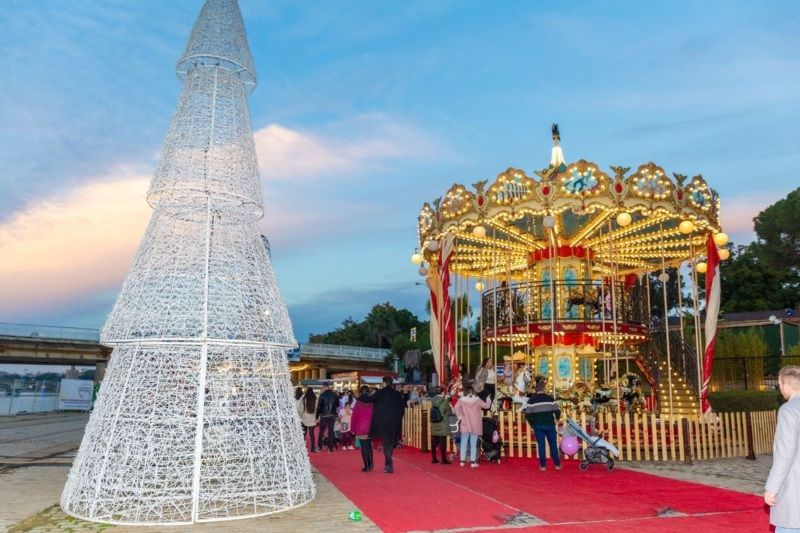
[471,462,479,468]
[460,462,466,467]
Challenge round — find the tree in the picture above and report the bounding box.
[717,245,790,312]
[698,188,800,312]
[363,302,403,349]
[309,317,368,346]
[753,188,800,278]
[648,267,686,317]
[752,187,800,307]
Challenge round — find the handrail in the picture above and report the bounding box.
[0,322,390,361]
[480,278,649,330]
[0,322,100,341]
[300,343,389,360]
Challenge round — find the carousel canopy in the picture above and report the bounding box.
[417,131,724,278]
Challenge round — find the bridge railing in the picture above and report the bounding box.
[0,322,100,342]
[300,343,389,361]
[0,323,390,362]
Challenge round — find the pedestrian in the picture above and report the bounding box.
[475,358,496,404]
[294,386,304,411]
[523,379,562,471]
[299,388,318,452]
[430,387,453,464]
[407,386,421,407]
[359,376,405,473]
[400,384,411,405]
[339,403,354,450]
[765,365,800,532]
[316,382,338,452]
[339,389,354,413]
[459,363,470,385]
[351,385,375,472]
[453,384,491,467]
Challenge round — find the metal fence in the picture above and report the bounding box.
[481,279,649,333]
[711,355,800,392]
[0,380,62,416]
[300,343,389,361]
[0,322,100,341]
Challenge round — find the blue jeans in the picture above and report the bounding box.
[460,432,478,462]
[533,424,561,467]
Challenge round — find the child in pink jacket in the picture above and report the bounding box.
[350,385,375,472]
[454,385,491,467]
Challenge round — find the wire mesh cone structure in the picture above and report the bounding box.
[61,0,315,525]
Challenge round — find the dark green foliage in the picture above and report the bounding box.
[309,302,432,354]
[708,390,782,412]
[712,187,800,312]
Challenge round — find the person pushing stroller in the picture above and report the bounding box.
[522,379,562,471]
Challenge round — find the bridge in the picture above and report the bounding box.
[0,323,389,384]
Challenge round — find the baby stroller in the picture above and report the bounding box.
[479,417,503,463]
[564,418,619,471]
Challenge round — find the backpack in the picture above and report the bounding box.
[430,403,443,423]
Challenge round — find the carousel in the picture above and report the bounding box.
[414,126,729,418]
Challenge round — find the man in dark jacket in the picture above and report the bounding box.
[523,380,562,471]
[359,376,405,473]
[316,383,338,452]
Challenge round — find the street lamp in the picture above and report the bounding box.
[769,315,786,356]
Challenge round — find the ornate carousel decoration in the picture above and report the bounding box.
[416,125,728,418]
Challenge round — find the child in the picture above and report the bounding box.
[333,418,342,450]
[339,403,354,450]
[351,385,375,471]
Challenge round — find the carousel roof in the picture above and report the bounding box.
[417,129,724,277]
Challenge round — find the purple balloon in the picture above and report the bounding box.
[560,435,579,456]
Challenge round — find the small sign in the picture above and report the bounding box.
[410,327,417,342]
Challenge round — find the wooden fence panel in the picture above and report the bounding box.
[398,406,775,463]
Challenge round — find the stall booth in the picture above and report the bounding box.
[330,371,398,393]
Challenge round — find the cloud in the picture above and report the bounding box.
[0,115,443,324]
[254,114,442,181]
[288,281,428,342]
[720,192,787,243]
[0,170,151,317]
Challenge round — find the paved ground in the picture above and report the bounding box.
[623,456,771,496]
[0,413,378,532]
[0,412,773,532]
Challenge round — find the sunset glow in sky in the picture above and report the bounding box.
[1,1,798,341]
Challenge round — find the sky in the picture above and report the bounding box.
[0,0,799,343]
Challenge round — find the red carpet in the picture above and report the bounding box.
[310,447,770,532]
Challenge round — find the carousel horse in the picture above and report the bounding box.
[620,372,645,413]
[566,291,601,315]
[591,386,618,414]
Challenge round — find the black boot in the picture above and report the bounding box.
[360,443,370,472]
[364,440,374,471]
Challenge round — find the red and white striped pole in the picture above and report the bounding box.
[700,233,721,414]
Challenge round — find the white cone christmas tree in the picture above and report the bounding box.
[61,0,314,524]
